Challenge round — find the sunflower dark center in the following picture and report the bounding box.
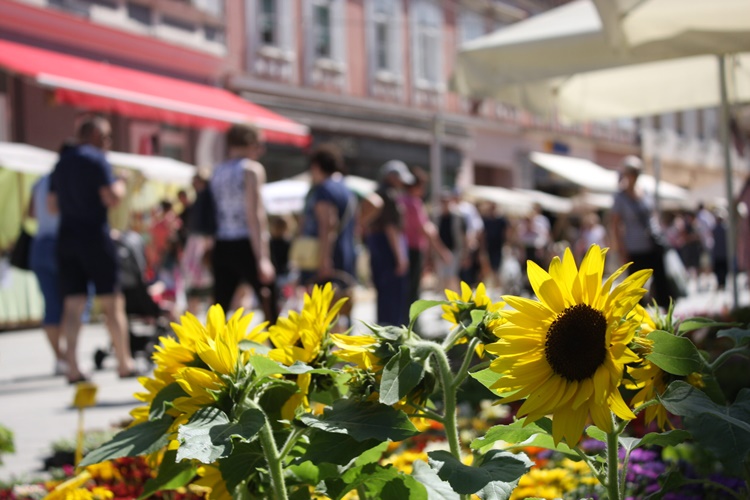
[545,303,607,382]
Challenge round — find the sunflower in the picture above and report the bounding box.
[486,245,652,445]
[267,283,347,419]
[625,305,704,430]
[131,306,267,423]
[442,282,501,329]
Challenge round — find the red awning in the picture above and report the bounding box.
[0,39,309,147]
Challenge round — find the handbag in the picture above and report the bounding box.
[9,227,33,271]
[290,187,355,272]
[289,236,320,271]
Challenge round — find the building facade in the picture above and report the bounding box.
[1,0,641,191]
[0,0,232,165]
[224,0,638,187]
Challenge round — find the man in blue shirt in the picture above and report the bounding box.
[49,117,135,383]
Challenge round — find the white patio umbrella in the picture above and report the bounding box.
[454,0,750,307]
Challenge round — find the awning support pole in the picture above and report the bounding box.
[718,54,739,310]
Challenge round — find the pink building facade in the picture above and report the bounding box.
[224,0,637,185]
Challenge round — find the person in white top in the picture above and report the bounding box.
[210,123,277,323]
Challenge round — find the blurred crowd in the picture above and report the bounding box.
[21,117,750,383]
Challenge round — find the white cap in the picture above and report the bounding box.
[380,160,415,185]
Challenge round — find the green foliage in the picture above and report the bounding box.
[660,381,750,476]
[176,407,264,463]
[298,400,419,442]
[646,330,704,375]
[379,346,426,406]
[716,327,750,347]
[428,449,532,496]
[79,417,173,467]
[411,460,460,500]
[0,424,13,465]
[471,418,579,460]
[409,299,449,327]
[139,449,197,499]
[149,383,188,420]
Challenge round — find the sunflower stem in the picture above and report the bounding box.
[709,346,750,372]
[278,426,306,461]
[573,447,607,486]
[248,402,288,500]
[606,416,622,500]
[631,398,660,416]
[452,338,480,390]
[426,343,463,462]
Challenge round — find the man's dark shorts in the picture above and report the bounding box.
[58,230,119,296]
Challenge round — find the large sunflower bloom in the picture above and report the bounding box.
[132,306,266,422]
[486,245,652,445]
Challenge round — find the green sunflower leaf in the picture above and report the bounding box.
[298,399,419,442]
[637,429,692,449]
[468,368,503,391]
[379,346,425,405]
[411,460,460,500]
[427,450,532,495]
[585,425,607,443]
[138,449,197,500]
[716,327,750,347]
[659,382,750,476]
[470,418,578,459]
[248,356,335,379]
[218,441,265,492]
[148,382,188,420]
[79,416,173,467]
[176,407,264,464]
[297,432,382,465]
[334,463,426,500]
[677,317,736,335]
[238,339,271,354]
[646,330,704,375]
[409,300,450,326]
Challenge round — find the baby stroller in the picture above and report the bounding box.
[93,231,171,370]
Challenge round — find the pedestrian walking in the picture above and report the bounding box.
[28,172,66,376]
[180,170,215,314]
[210,123,278,323]
[48,117,135,383]
[297,144,357,327]
[401,167,450,307]
[366,160,411,326]
[609,155,671,308]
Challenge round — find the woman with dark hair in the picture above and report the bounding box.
[298,144,357,324]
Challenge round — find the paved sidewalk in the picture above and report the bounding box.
[0,280,747,481]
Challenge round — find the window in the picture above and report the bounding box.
[313,0,332,58]
[373,0,394,71]
[413,1,442,86]
[459,9,485,45]
[127,2,153,25]
[192,0,224,17]
[260,0,277,45]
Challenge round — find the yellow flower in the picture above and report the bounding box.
[73,382,98,409]
[626,361,671,430]
[486,245,651,445]
[44,471,92,500]
[194,465,232,500]
[381,449,429,474]
[330,333,381,370]
[442,282,501,328]
[172,367,223,415]
[267,284,347,419]
[510,467,579,500]
[268,284,346,365]
[133,306,265,422]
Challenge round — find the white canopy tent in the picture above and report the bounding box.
[263,174,378,216]
[0,141,195,185]
[530,152,690,204]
